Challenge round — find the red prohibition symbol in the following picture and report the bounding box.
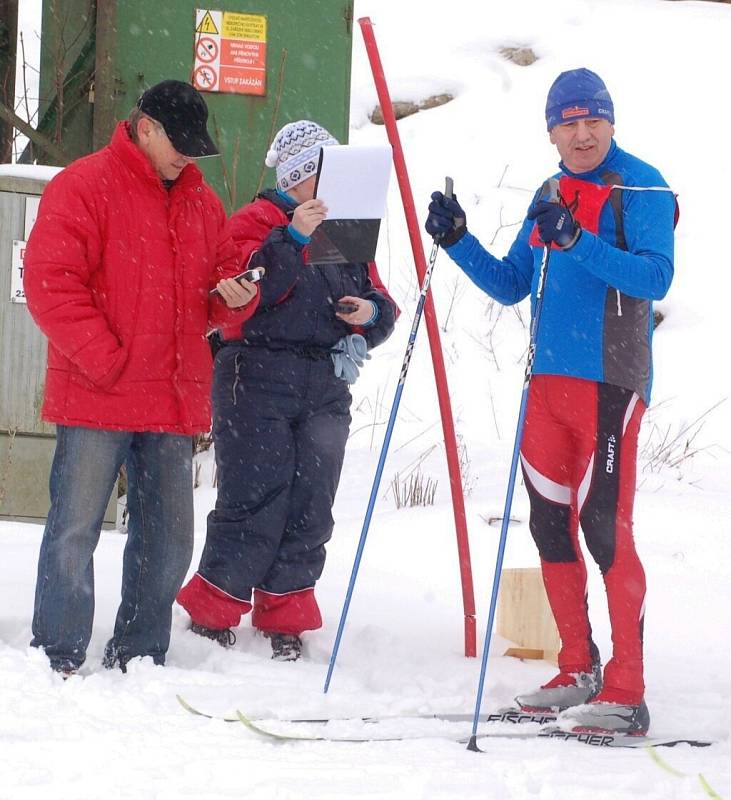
[197,37,218,63]
[193,64,217,89]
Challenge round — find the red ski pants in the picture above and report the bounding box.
[520,375,647,702]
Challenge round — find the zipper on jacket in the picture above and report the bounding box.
[616,289,623,317]
[232,352,242,405]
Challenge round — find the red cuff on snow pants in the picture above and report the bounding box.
[251,588,322,635]
[176,575,322,635]
[176,573,252,629]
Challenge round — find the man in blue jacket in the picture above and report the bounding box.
[426,68,675,735]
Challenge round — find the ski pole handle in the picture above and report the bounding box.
[443,175,465,232]
[540,176,561,204]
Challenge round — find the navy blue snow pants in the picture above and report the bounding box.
[188,344,351,633]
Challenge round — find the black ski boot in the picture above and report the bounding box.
[190,622,237,648]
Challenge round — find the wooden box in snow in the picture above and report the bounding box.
[496,567,560,665]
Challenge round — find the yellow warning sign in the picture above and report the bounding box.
[222,13,266,42]
[196,10,219,35]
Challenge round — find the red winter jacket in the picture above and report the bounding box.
[23,122,258,434]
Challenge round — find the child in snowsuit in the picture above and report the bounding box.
[177,120,398,660]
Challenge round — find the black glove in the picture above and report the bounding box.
[526,199,581,250]
[425,191,467,246]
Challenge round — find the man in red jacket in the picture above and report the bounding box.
[23,80,258,676]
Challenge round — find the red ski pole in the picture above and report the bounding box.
[358,16,476,657]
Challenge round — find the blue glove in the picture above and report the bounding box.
[526,199,581,249]
[331,334,371,384]
[425,191,467,246]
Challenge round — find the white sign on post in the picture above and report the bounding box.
[11,240,27,303]
[9,196,41,303]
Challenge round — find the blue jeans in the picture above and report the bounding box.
[31,426,194,671]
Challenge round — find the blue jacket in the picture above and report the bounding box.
[446,141,675,402]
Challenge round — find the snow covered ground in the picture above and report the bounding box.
[2,0,730,798]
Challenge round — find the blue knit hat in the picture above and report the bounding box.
[545,68,614,131]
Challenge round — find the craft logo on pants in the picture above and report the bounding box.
[606,434,616,474]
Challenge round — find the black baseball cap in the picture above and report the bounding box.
[137,80,219,158]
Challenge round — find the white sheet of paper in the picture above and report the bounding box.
[315,144,392,220]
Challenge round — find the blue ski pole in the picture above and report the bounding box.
[466,178,560,751]
[324,177,460,693]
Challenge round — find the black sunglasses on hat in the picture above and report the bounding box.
[137,80,219,158]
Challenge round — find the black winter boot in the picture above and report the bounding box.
[190,622,237,648]
[265,632,302,662]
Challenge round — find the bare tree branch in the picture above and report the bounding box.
[0,97,72,164]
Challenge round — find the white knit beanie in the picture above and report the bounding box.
[265,120,339,190]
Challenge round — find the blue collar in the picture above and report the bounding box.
[276,188,298,207]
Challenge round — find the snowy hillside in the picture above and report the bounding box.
[1,1,730,798]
